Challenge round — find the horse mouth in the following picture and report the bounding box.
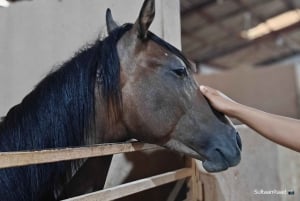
[164,138,239,172]
[202,159,229,172]
[202,151,229,172]
[202,148,241,172]
[188,146,231,172]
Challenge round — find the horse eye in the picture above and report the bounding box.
[172,68,187,77]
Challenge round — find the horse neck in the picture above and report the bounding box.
[0,59,129,153]
[0,49,100,151]
[0,34,131,201]
[91,89,129,144]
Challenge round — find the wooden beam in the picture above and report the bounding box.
[185,158,203,201]
[198,10,245,40]
[0,142,160,169]
[201,61,232,70]
[282,0,296,10]
[256,51,300,66]
[181,0,217,17]
[181,30,208,47]
[191,0,292,63]
[181,0,273,58]
[62,168,193,201]
[182,0,272,34]
[195,21,300,63]
[233,0,279,32]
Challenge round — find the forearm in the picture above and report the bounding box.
[231,104,300,152]
[199,85,300,152]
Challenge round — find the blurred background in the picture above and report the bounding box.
[180,0,300,72]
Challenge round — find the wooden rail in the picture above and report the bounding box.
[0,141,199,200]
[0,142,160,169]
[62,168,193,201]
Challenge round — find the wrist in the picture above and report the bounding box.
[226,102,245,119]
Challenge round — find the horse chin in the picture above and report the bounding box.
[164,138,232,173]
[163,138,206,161]
[202,160,229,172]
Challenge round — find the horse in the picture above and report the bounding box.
[0,0,242,200]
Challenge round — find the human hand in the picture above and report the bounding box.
[199,85,240,117]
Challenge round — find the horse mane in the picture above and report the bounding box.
[147,31,191,70]
[0,23,132,152]
[0,23,134,201]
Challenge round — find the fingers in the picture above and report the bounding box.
[200,85,237,105]
[200,85,217,96]
[199,85,208,94]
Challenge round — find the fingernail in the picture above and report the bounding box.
[200,85,207,92]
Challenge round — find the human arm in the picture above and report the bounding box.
[200,85,300,152]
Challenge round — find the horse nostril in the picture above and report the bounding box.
[236,132,242,151]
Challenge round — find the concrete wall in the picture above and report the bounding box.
[0,0,181,116]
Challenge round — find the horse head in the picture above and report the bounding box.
[102,0,241,172]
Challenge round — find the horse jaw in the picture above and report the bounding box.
[163,138,206,161]
[163,138,231,172]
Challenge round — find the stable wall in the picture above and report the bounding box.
[0,0,181,116]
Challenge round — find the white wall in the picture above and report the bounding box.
[0,0,181,116]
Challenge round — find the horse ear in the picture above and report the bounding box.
[134,0,155,39]
[106,8,118,34]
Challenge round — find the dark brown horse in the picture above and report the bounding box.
[0,0,241,200]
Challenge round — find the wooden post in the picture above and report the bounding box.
[185,157,203,201]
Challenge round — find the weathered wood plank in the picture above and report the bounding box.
[63,168,193,201]
[185,158,203,201]
[0,142,160,169]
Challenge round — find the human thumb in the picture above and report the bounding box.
[200,85,208,94]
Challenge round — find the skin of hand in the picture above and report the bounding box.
[200,85,300,152]
[199,85,240,117]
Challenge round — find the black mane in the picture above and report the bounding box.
[0,23,132,201]
[0,24,132,152]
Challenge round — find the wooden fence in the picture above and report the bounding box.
[0,142,202,201]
